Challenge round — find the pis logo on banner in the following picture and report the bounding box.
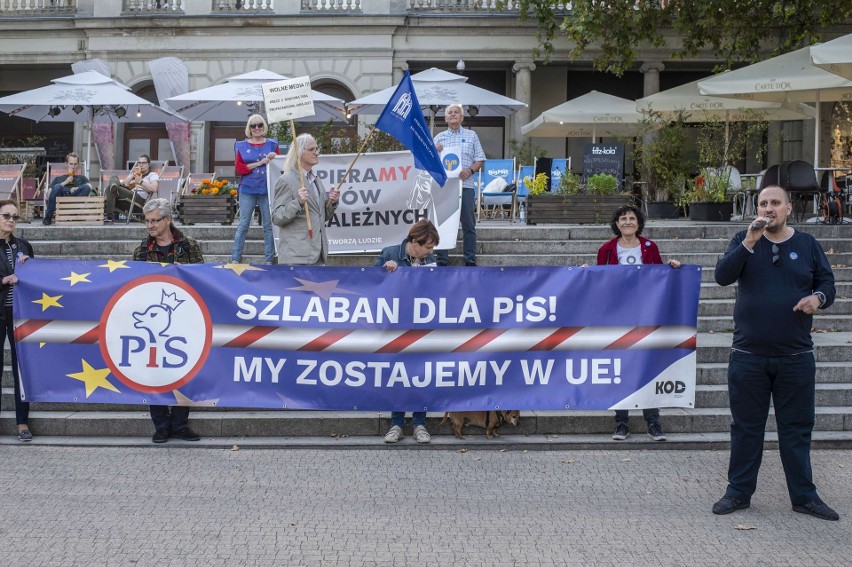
[98,275,212,393]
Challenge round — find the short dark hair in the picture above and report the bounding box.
[0,199,17,210]
[609,204,645,237]
[138,154,151,164]
[407,219,439,246]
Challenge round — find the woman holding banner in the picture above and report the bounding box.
[597,204,680,443]
[231,114,279,265]
[375,219,440,444]
[0,200,34,441]
[271,133,340,265]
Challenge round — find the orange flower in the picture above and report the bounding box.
[201,179,211,185]
[230,189,238,196]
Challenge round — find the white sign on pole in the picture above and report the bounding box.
[262,76,315,122]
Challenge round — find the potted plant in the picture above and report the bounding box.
[632,111,693,219]
[178,177,239,225]
[682,170,734,221]
[561,173,632,223]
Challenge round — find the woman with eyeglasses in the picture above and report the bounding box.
[232,114,279,265]
[0,200,34,441]
[597,204,680,443]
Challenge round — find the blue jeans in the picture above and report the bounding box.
[45,183,92,217]
[436,186,476,265]
[231,192,275,263]
[2,307,29,425]
[391,412,426,428]
[725,350,817,505]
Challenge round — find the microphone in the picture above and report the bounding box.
[751,217,769,230]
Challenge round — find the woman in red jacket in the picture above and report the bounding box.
[597,204,680,442]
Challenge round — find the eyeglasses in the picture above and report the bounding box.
[250,123,264,129]
[145,216,168,226]
[772,243,780,266]
[304,147,320,153]
[1,213,20,222]
[138,161,149,165]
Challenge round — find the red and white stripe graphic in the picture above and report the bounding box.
[15,319,696,353]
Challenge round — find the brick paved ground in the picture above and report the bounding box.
[0,447,849,566]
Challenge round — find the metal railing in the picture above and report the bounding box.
[0,0,76,14]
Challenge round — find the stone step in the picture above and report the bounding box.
[6,382,851,413]
[698,315,852,332]
[1,406,849,437]
[697,361,852,385]
[17,221,852,243]
[699,298,852,316]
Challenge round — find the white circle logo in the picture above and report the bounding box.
[99,275,212,393]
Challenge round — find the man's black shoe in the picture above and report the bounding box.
[42,216,52,226]
[152,428,169,443]
[171,427,201,441]
[712,495,750,515]
[464,261,477,266]
[793,500,840,521]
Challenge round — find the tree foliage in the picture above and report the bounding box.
[512,0,852,75]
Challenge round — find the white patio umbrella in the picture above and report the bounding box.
[521,91,645,139]
[811,33,852,80]
[347,68,526,118]
[0,70,186,176]
[637,77,815,160]
[164,69,346,123]
[698,46,852,168]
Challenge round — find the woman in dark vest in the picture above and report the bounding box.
[0,199,34,441]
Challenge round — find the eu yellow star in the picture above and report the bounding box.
[32,292,63,311]
[98,260,131,273]
[216,263,266,276]
[67,360,120,398]
[60,271,92,286]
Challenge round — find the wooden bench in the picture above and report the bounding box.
[55,196,105,225]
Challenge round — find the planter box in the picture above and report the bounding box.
[526,194,632,225]
[646,201,681,219]
[178,194,236,225]
[688,201,734,222]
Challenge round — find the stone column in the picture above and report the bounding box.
[512,61,536,143]
[640,61,665,97]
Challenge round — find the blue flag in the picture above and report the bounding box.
[375,70,447,187]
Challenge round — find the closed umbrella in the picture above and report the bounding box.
[0,70,186,176]
[165,69,346,123]
[521,91,645,139]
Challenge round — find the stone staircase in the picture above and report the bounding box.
[3,220,851,445]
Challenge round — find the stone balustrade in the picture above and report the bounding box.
[0,0,76,13]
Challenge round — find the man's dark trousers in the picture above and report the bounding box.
[725,350,817,505]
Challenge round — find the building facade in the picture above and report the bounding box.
[0,0,847,178]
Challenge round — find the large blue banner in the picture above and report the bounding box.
[14,260,700,412]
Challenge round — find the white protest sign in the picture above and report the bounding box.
[262,76,315,122]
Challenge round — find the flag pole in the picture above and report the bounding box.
[289,119,313,239]
[333,125,376,194]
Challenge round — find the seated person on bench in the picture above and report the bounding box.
[43,152,92,226]
[105,153,159,223]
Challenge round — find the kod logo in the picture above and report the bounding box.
[99,275,212,393]
[655,380,686,395]
[443,153,461,172]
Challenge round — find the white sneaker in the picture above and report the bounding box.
[384,425,403,443]
[413,425,431,444]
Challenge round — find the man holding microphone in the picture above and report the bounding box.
[713,185,838,521]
